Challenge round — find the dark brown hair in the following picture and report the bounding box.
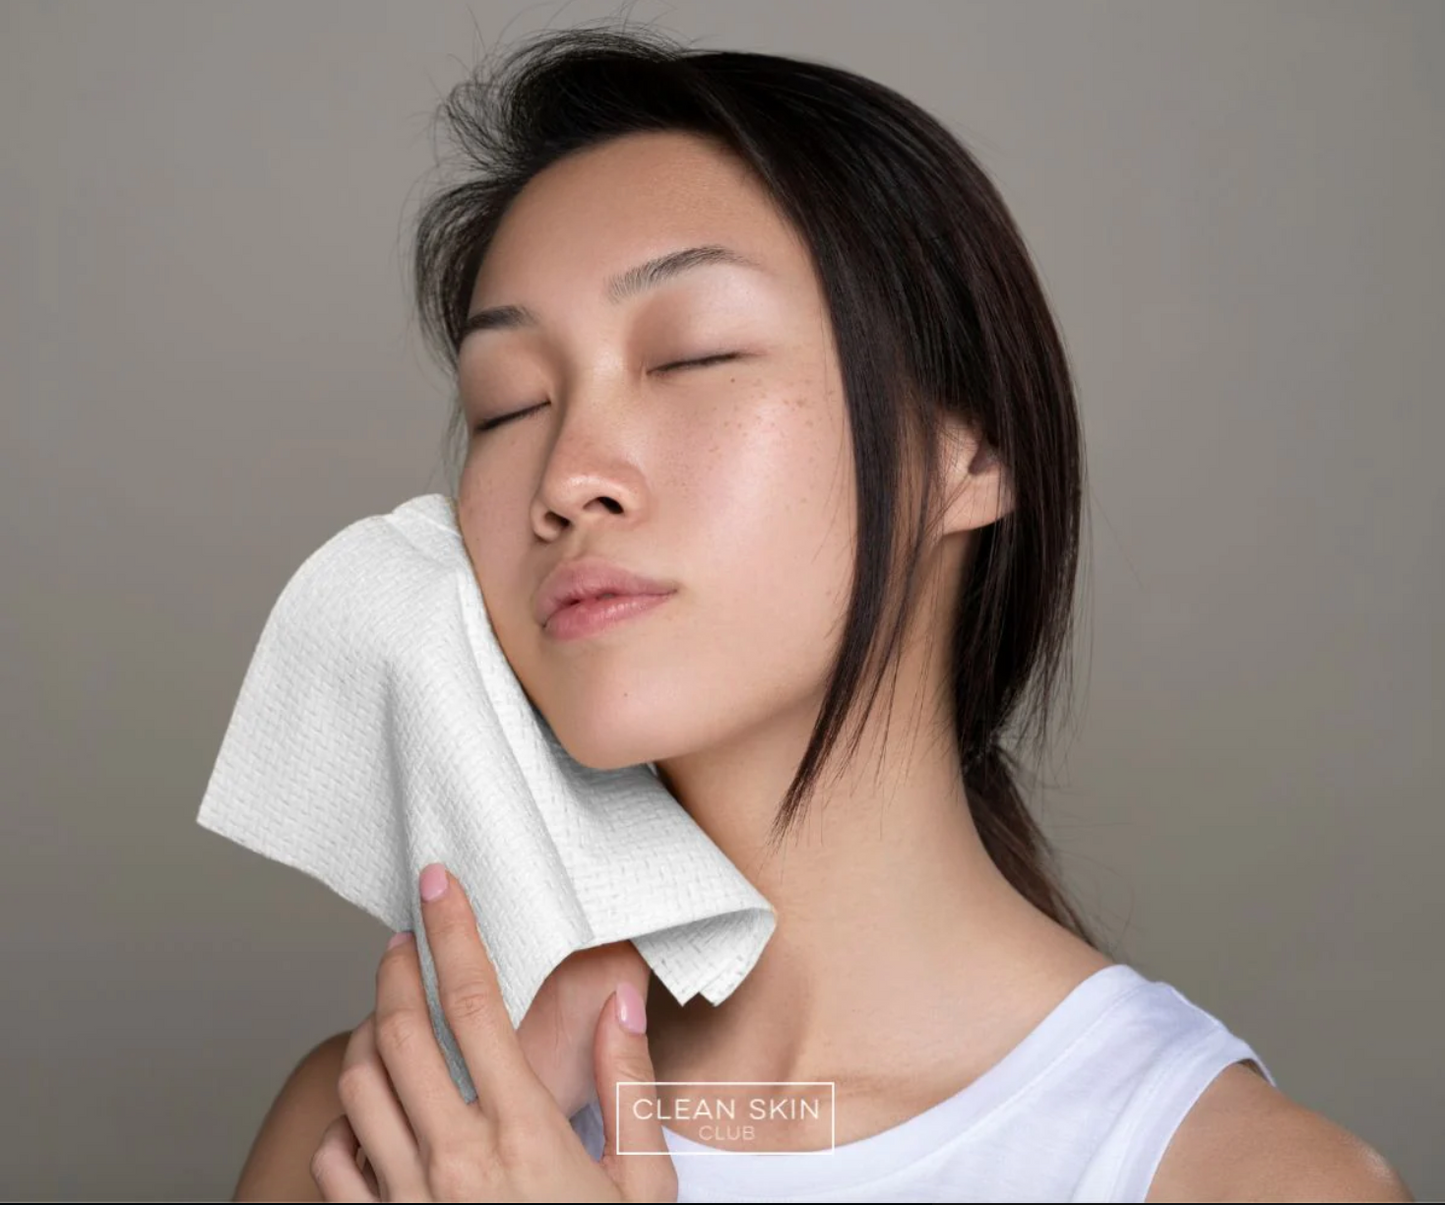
[409,22,1109,954]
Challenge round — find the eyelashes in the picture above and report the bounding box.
[474,404,543,435]
[472,352,741,434]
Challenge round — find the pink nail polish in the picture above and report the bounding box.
[615,980,647,1035]
[419,862,449,901]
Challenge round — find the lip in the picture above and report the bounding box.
[536,556,678,629]
[544,591,673,641]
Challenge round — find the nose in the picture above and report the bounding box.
[529,383,651,539]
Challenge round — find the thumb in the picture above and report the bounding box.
[595,977,678,1201]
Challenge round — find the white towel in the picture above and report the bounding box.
[196,493,775,1104]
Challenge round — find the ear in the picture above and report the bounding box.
[938,414,1014,536]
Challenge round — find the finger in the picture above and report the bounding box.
[337,1013,427,1198]
[416,862,553,1119]
[596,978,679,1201]
[372,930,477,1159]
[355,1150,381,1200]
[310,1114,380,1203]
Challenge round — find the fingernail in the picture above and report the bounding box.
[419,862,449,901]
[615,980,647,1035]
[387,931,413,950]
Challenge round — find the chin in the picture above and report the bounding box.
[525,651,693,771]
[542,703,674,773]
[554,732,663,773]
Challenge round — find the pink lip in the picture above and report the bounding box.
[535,556,677,627]
[543,592,673,641]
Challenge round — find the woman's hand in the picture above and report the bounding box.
[514,936,661,1121]
[310,862,679,1202]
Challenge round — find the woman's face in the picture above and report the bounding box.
[455,130,858,771]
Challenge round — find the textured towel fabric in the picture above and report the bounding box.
[196,493,776,1105]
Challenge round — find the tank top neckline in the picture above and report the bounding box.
[649,962,1151,1195]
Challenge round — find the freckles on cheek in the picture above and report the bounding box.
[699,395,827,539]
[462,461,525,525]
[456,482,519,570]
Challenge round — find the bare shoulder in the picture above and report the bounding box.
[1147,1060,1414,1202]
[231,1030,352,1203]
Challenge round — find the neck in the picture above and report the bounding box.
[643,584,1107,1101]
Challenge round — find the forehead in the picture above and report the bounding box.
[468,130,810,311]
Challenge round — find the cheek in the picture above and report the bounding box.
[454,487,535,653]
[683,393,855,648]
[457,457,535,574]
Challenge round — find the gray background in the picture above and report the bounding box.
[4,1,1440,1198]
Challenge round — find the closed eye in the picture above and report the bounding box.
[655,351,740,373]
[475,404,545,434]
[473,352,741,434]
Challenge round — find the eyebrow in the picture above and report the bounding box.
[457,243,767,346]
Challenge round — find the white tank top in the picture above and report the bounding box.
[567,963,1276,1202]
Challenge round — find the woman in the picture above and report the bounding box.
[234,24,1412,1202]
